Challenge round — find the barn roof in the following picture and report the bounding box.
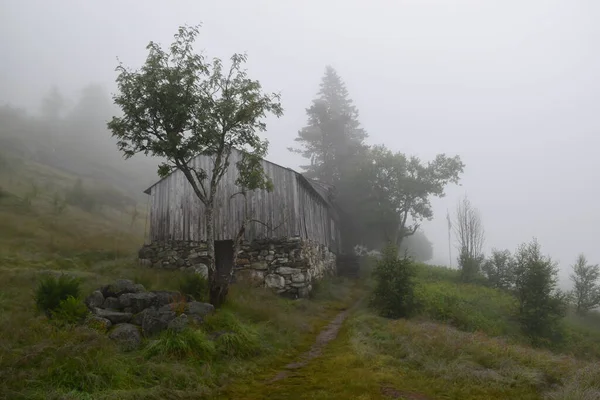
[142,151,338,213]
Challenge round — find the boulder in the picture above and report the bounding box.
[109,323,142,351]
[291,272,305,283]
[85,315,112,332]
[102,296,120,310]
[142,308,177,337]
[185,301,215,318]
[153,291,182,307]
[93,308,133,324]
[84,290,104,310]
[191,263,208,278]
[168,314,189,332]
[131,308,153,326]
[119,292,157,313]
[265,274,285,289]
[101,279,145,298]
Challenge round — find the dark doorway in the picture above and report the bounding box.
[210,240,234,307]
[215,240,234,274]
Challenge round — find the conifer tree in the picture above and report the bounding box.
[289,66,367,184]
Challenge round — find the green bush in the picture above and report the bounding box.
[34,274,81,316]
[51,295,89,325]
[179,272,208,302]
[370,244,417,319]
[144,328,216,360]
[513,239,568,343]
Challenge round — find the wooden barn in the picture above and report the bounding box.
[139,149,342,297]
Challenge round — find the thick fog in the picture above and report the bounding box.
[2,0,600,288]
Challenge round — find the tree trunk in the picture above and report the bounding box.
[205,205,220,307]
[210,240,234,308]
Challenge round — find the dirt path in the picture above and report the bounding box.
[267,299,363,383]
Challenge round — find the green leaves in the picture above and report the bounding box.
[355,145,464,247]
[107,25,282,205]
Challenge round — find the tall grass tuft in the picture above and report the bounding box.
[179,272,208,302]
[144,329,216,360]
[34,273,81,316]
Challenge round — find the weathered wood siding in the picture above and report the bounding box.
[147,150,341,253]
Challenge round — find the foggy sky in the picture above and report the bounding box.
[2,0,600,287]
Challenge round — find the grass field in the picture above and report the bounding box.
[2,153,600,399]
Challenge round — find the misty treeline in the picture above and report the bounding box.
[0,84,160,207]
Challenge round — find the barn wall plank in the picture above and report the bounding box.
[147,149,341,252]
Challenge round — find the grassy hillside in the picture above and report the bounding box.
[3,151,600,399]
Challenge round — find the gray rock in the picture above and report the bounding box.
[93,308,133,324]
[191,263,208,278]
[185,301,215,318]
[298,284,312,298]
[102,296,120,310]
[153,291,182,307]
[109,323,142,351]
[142,308,177,337]
[250,261,268,270]
[168,314,189,332]
[291,282,308,288]
[276,267,301,275]
[84,290,104,309]
[102,279,146,298]
[119,292,157,313]
[138,245,154,260]
[291,272,305,283]
[265,274,285,289]
[131,308,153,326]
[85,315,112,332]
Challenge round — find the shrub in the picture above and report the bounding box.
[51,295,89,325]
[458,250,484,283]
[34,273,81,316]
[513,239,568,343]
[144,329,216,360]
[179,272,208,302]
[482,249,516,290]
[370,244,417,319]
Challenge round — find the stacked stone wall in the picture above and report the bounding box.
[138,236,336,297]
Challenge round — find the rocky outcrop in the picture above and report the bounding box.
[138,237,337,298]
[84,279,214,347]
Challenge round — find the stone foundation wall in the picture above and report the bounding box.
[138,241,210,278]
[138,237,337,298]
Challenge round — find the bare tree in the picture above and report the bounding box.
[454,195,485,281]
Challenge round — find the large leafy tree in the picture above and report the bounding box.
[569,254,600,315]
[353,145,464,248]
[290,66,367,184]
[107,25,283,307]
